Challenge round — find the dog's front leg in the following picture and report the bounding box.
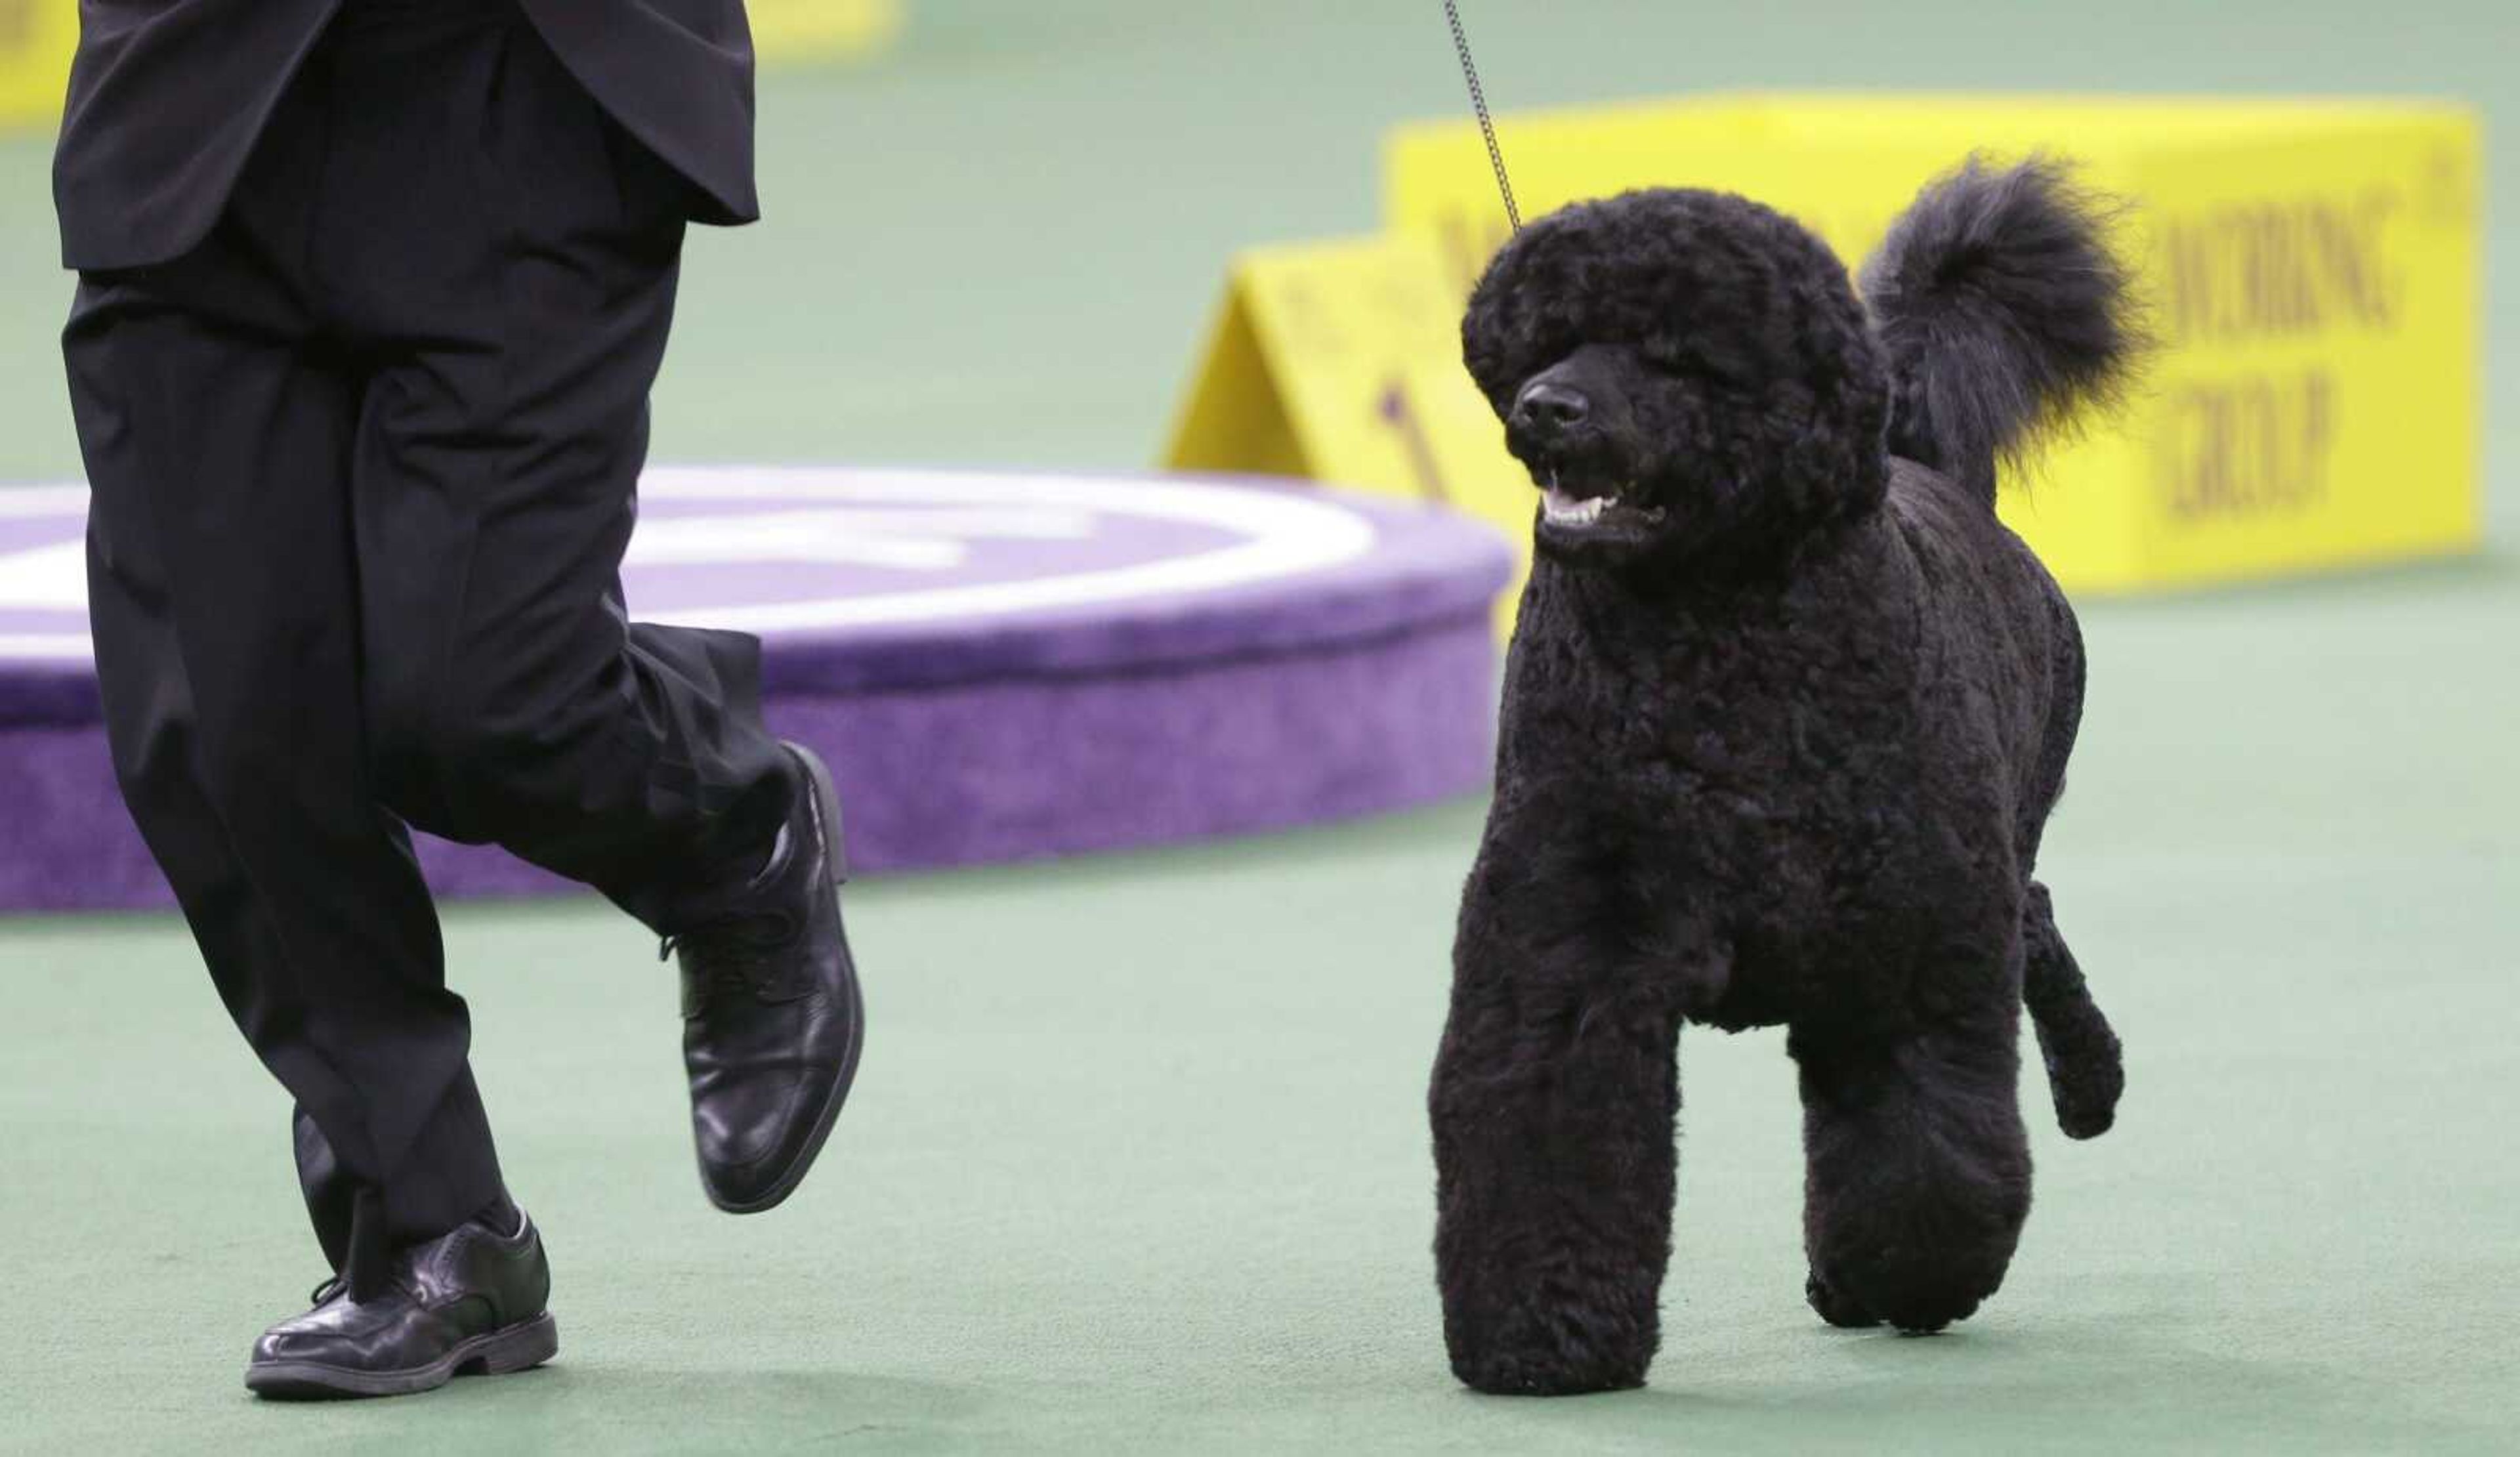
[1429,848,1700,1395]
[1791,996,2032,1334]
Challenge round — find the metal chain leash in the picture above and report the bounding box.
[1442,0,1521,233]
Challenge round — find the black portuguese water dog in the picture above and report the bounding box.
[1432,157,2139,1396]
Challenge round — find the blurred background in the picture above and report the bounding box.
[1,2,2515,1452]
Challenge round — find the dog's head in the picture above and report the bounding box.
[1461,189,1890,579]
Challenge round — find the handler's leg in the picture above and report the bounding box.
[1792,996,2032,1334]
[66,244,507,1290]
[330,12,860,1212]
[345,197,791,918]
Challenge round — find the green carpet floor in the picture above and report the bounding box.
[3,1,2517,1451]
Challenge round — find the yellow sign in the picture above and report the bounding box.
[1165,232,1537,629]
[0,0,73,130]
[748,0,904,65]
[1380,93,2483,595]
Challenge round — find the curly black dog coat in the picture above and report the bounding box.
[1432,158,2140,1396]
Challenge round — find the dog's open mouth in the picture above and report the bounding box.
[1539,475,1666,542]
[1541,485,1614,527]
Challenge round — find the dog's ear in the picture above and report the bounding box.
[1738,388,1883,541]
[1819,321,1894,517]
[1751,271,1893,532]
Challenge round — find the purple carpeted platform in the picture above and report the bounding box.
[0,466,1513,912]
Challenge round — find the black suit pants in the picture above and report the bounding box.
[60,3,787,1283]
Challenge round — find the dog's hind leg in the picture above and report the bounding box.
[2023,881,2123,1139]
[1430,899,1696,1395]
[1792,995,2032,1335]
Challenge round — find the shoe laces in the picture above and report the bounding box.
[659,906,802,996]
[307,1269,411,1306]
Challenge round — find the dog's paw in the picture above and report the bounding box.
[1450,1349,1650,1398]
[1443,1290,1657,1397]
[1805,1271,1881,1330]
[2048,1048,2124,1140]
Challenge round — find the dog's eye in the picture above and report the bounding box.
[1652,340,1768,394]
[1640,340,1721,382]
[1637,339,1689,373]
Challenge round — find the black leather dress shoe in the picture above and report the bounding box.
[245,1208,556,1399]
[668,742,865,1214]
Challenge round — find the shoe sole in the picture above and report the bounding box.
[245,1311,558,1400]
[704,742,866,1216]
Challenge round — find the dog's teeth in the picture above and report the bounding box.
[1542,488,1608,526]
